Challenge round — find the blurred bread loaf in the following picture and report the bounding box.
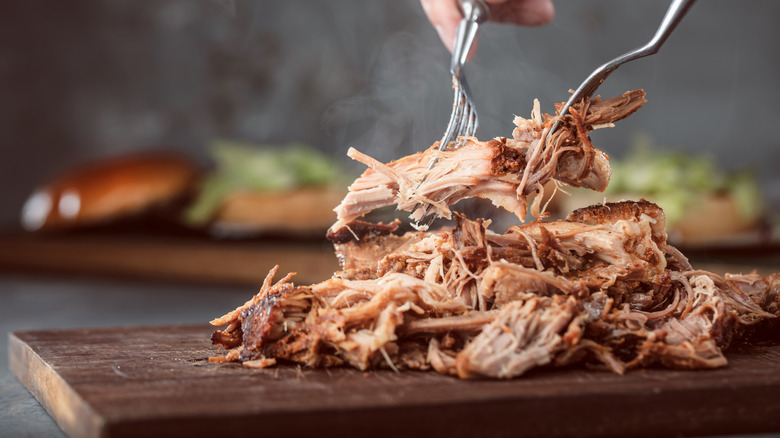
[21,152,199,231]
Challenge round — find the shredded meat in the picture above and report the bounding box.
[210,91,776,379]
[211,200,776,378]
[331,90,646,231]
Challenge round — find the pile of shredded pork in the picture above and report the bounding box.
[210,90,779,379]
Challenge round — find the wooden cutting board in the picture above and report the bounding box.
[9,324,780,438]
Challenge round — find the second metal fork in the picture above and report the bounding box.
[411,0,489,228]
[541,0,695,148]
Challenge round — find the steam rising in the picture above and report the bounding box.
[322,31,448,164]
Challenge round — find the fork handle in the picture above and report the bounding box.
[543,0,695,148]
[451,0,489,76]
[459,0,489,23]
[607,0,695,71]
[577,0,695,97]
[645,0,696,56]
[581,0,696,101]
[566,0,695,115]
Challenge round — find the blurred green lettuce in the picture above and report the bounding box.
[186,139,347,225]
[605,134,763,224]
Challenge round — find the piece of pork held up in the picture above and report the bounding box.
[331,90,646,231]
[210,200,778,379]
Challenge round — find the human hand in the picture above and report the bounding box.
[421,0,554,52]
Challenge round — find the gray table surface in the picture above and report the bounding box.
[0,273,251,438]
[2,273,780,438]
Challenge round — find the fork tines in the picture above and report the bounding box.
[409,75,479,228]
[410,0,488,229]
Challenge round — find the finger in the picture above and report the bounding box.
[421,0,462,52]
[484,0,555,26]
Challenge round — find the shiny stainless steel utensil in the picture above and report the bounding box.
[411,0,489,229]
[541,0,695,148]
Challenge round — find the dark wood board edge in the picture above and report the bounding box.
[8,332,106,438]
[98,386,780,438]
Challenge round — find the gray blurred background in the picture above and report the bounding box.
[1,0,779,229]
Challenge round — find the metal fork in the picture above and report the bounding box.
[541,0,695,148]
[411,0,489,228]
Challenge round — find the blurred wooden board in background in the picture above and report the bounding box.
[0,233,339,287]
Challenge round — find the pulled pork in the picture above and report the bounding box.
[210,91,777,379]
[210,200,777,378]
[331,89,645,230]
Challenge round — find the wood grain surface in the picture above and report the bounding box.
[9,324,780,438]
[0,233,339,286]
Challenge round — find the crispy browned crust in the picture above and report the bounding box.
[566,199,664,225]
[210,329,242,349]
[256,326,343,367]
[326,219,401,244]
[567,199,669,247]
[241,286,291,351]
[488,138,527,175]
